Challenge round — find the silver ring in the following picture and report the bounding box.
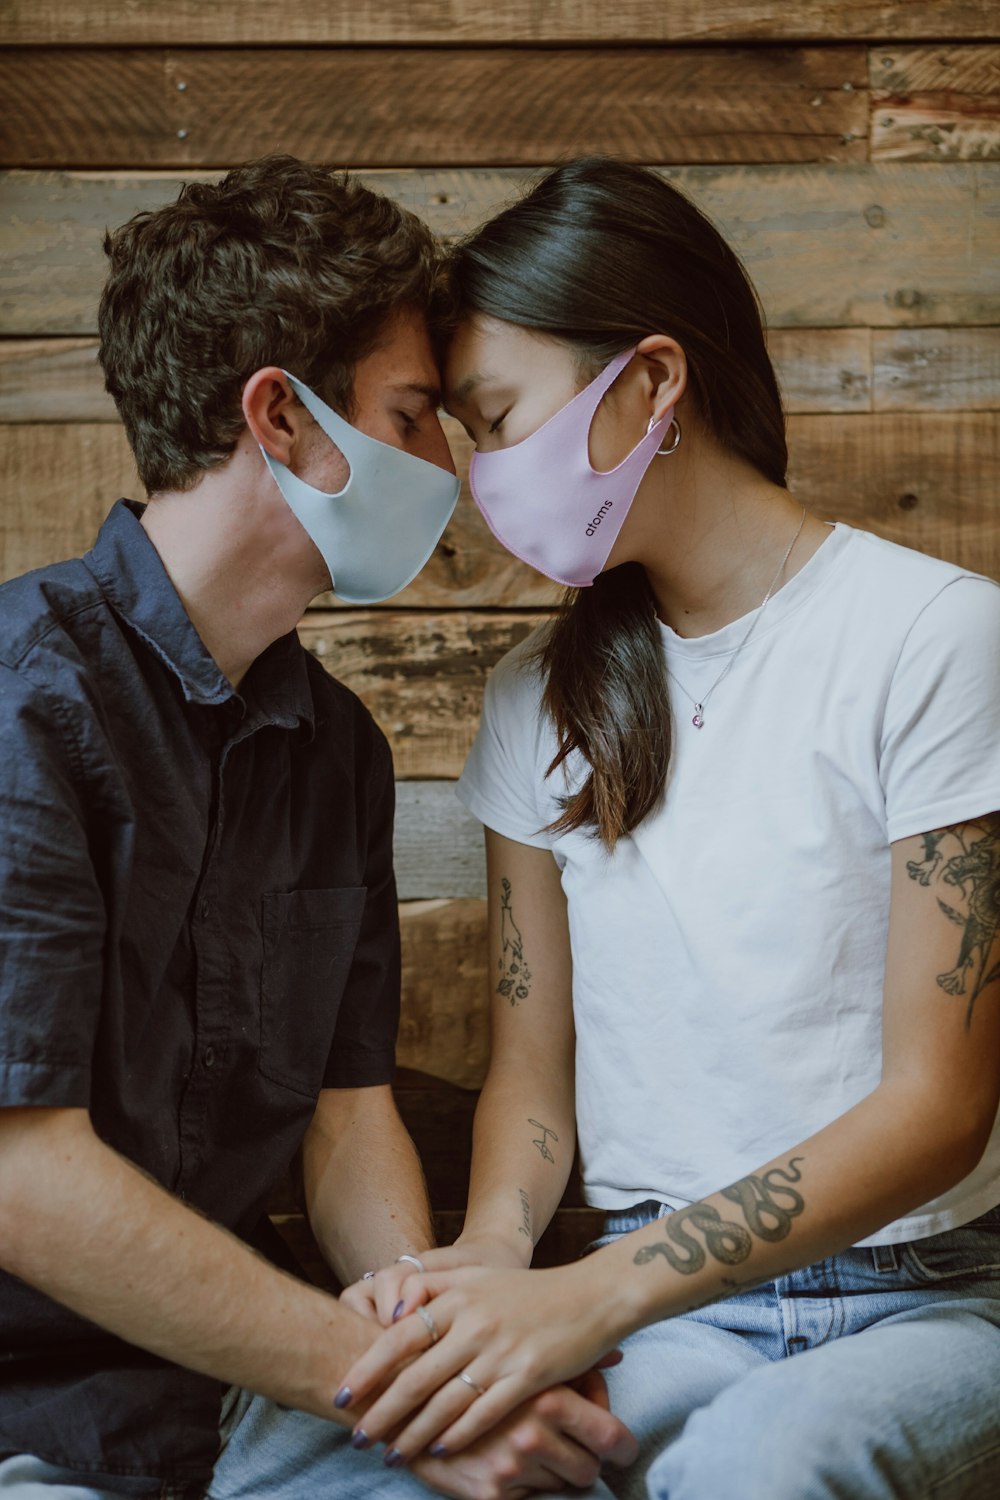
[458,1371,487,1397]
[415,1305,439,1345]
[396,1253,426,1274]
[361,1270,376,1281]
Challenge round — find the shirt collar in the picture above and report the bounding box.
[85,500,315,736]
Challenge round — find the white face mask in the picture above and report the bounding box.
[259,371,460,604]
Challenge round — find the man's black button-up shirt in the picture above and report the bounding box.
[0,502,400,1489]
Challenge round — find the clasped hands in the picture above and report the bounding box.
[336,1240,635,1489]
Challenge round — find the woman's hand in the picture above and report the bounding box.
[335,1258,626,1462]
[339,1234,530,1327]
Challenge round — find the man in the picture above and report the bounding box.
[0,157,635,1498]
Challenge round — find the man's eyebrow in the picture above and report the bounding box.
[389,381,442,405]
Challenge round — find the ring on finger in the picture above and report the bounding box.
[361,1270,376,1281]
[396,1253,426,1274]
[415,1304,439,1345]
[457,1370,487,1397]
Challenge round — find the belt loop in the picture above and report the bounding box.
[871,1243,899,1272]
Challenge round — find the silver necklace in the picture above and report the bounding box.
[666,506,807,730]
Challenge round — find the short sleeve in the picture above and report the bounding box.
[0,667,106,1106]
[881,576,1000,843]
[322,724,400,1088]
[456,636,555,849]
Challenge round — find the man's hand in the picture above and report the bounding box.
[408,1372,637,1500]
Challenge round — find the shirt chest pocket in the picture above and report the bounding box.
[259,887,367,1096]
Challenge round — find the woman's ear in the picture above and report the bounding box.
[635,335,687,425]
[242,367,300,463]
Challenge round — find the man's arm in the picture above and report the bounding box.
[302,1083,434,1286]
[0,1104,374,1422]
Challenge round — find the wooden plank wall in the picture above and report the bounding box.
[1,2,998,1268]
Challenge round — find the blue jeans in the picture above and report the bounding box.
[3,1204,999,1499]
[595,1199,1000,1500]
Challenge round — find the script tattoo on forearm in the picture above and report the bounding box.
[496,878,533,1005]
[633,1157,806,1276]
[528,1118,559,1164]
[517,1187,532,1240]
[905,816,1000,1028]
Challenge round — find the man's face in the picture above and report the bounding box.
[298,305,455,489]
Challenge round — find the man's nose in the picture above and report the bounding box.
[416,412,458,476]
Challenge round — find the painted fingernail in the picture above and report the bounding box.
[351,1429,369,1450]
[333,1386,351,1409]
[429,1442,448,1457]
[392,1300,405,1321]
[384,1447,405,1468]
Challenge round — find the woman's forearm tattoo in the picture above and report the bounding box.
[517,1187,532,1240]
[905,816,1000,1028]
[633,1157,806,1276]
[528,1118,559,1163]
[496,877,532,1005]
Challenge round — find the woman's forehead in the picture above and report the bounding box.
[444,318,571,401]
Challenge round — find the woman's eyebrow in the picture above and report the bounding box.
[450,372,486,404]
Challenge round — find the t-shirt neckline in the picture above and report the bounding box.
[657,521,853,662]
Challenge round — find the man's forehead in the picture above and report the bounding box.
[387,379,442,405]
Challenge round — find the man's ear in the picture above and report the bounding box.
[242,367,301,463]
[635,335,687,426]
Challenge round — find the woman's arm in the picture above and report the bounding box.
[350,831,577,1324]
[335,812,1000,1457]
[458,830,577,1263]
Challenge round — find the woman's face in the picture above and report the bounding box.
[444,315,647,472]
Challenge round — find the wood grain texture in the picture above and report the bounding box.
[3,165,998,336]
[4,414,998,606]
[872,45,1000,161]
[0,422,139,583]
[299,610,549,779]
[0,47,868,169]
[872,327,1000,410]
[0,329,885,424]
[792,411,1000,570]
[394,784,487,902]
[399,899,490,1089]
[2,0,994,45]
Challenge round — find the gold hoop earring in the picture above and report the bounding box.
[646,415,681,456]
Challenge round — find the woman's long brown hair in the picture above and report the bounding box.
[450,157,789,848]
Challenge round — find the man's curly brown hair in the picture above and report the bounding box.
[98,155,444,494]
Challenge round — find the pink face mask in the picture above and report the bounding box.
[469,347,674,588]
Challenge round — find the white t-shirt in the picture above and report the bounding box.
[457,524,1000,1245]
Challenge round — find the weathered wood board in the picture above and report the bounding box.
[0,47,869,169]
[3,165,997,335]
[298,611,548,780]
[3,413,996,615]
[8,329,1000,429]
[394,785,487,903]
[398,899,491,1090]
[871,44,1000,161]
[2,1,994,46]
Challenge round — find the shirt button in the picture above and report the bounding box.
[204,1047,216,1069]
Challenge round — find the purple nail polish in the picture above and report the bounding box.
[333,1386,351,1409]
[384,1447,405,1468]
[392,1300,405,1322]
[429,1442,448,1457]
[351,1429,370,1450]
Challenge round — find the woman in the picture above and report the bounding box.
[337,158,1000,1498]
